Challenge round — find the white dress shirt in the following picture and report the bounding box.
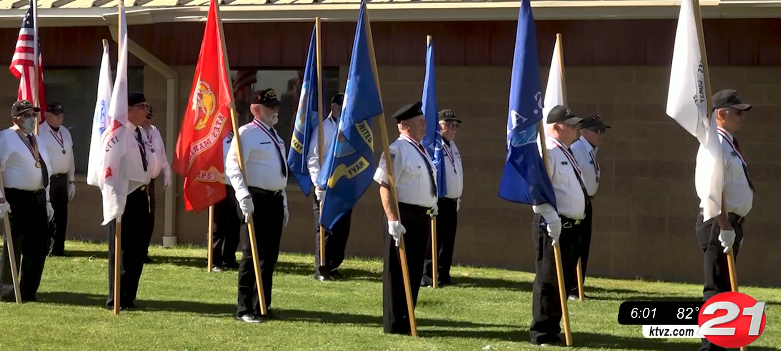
[128,124,153,192]
[226,118,289,202]
[221,131,235,185]
[441,138,463,199]
[143,125,171,180]
[0,127,53,200]
[306,113,339,185]
[570,135,600,197]
[696,128,753,217]
[374,134,438,208]
[532,136,587,220]
[38,122,75,182]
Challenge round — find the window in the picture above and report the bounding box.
[44,67,145,174]
[230,68,341,182]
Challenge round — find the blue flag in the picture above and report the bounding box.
[316,0,383,230]
[421,37,447,198]
[497,0,557,209]
[287,26,320,197]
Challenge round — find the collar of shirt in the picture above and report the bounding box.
[253,118,272,130]
[578,135,595,152]
[717,127,734,142]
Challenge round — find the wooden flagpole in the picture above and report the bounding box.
[213,0,267,316]
[364,9,418,337]
[0,178,22,304]
[315,17,326,268]
[112,1,124,317]
[426,35,438,290]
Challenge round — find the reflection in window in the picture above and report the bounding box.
[44,67,145,174]
[230,68,342,182]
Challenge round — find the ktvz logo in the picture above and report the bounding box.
[698,292,767,348]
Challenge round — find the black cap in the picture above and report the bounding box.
[393,102,423,122]
[546,105,582,125]
[713,89,751,111]
[128,91,146,106]
[47,102,65,115]
[331,93,344,106]
[11,100,40,117]
[580,114,610,130]
[250,88,280,107]
[438,109,462,124]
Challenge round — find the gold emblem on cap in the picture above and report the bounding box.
[265,90,277,100]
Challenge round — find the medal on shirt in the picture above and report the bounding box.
[50,129,67,154]
[145,130,155,153]
[15,129,42,168]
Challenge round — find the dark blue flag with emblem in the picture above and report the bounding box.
[421,37,447,198]
[497,0,556,208]
[287,25,320,197]
[316,0,383,230]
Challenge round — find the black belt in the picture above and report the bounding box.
[52,173,67,178]
[249,187,283,197]
[438,197,458,203]
[5,188,44,195]
[698,208,746,224]
[399,202,436,215]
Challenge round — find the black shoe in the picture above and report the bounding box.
[223,261,240,269]
[143,256,153,264]
[211,266,224,272]
[49,251,67,257]
[22,296,37,302]
[234,314,263,324]
[315,273,330,282]
[329,269,343,280]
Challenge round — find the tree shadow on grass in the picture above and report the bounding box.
[274,308,517,329]
[56,249,209,269]
[36,291,234,316]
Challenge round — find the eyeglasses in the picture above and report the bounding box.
[440,123,460,129]
[585,128,606,135]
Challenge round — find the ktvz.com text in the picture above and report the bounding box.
[642,325,700,338]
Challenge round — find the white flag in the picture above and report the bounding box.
[543,37,564,121]
[87,44,113,187]
[665,0,723,221]
[97,6,148,225]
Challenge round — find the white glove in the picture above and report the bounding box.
[283,206,289,228]
[67,183,76,202]
[388,220,406,247]
[430,203,438,217]
[315,187,324,202]
[164,175,170,189]
[46,202,55,222]
[239,196,254,222]
[457,198,461,212]
[546,218,562,246]
[718,229,736,253]
[0,201,10,217]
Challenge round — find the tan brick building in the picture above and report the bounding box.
[0,0,779,286]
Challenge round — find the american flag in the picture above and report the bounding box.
[233,70,256,102]
[9,3,46,119]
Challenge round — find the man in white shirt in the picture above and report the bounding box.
[374,101,438,335]
[422,109,463,287]
[0,100,55,302]
[530,105,586,346]
[105,92,153,311]
[309,93,353,281]
[209,129,241,272]
[226,88,289,324]
[140,105,171,264]
[568,114,610,300]
[38,102,76,257]
[696,90,752,351]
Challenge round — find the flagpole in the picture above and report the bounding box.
[213,0,267,316]
[0,178,22,304]
[315,17,326,268]
[550,33,583,302]
[112,0,124,317]
[364,10,418,337]
[32,0,39,135]
[207,206,213,272]
[425,35,439,290]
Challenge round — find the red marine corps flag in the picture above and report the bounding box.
[172,0,232,212]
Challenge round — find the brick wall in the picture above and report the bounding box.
[3,64,779,287]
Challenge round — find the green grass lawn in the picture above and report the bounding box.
[0,241,777,351]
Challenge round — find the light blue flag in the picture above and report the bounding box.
[287,25,320,197]
[316,0,383,230]
[497,0,557,208]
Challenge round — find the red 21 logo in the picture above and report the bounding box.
[698,292,766,348]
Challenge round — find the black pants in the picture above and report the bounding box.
[143,178,156,258]
[235,188,284,318]
[529,213,581,345]
[48,174,68,255]
[313,199,353,275]
[383,203,430,334]
[422,197,458,285]
[568,201,592,296]
[696,211,744,351]
[106,186,151,308]
[212,185,240,267]
[0,188,49,302]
